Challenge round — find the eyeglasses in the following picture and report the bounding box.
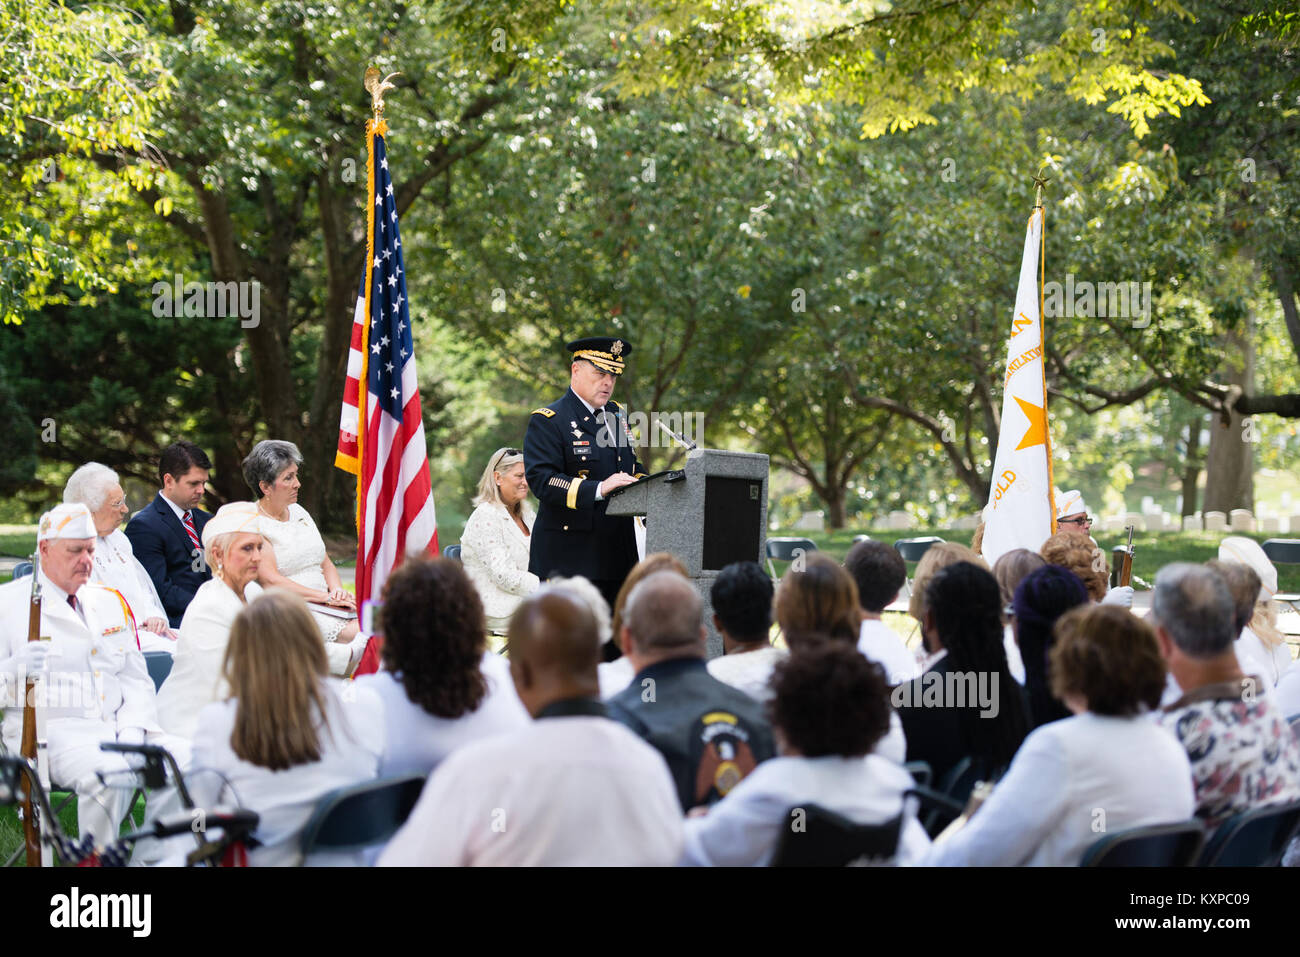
[1059,515,1093,527]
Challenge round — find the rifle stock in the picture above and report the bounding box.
[1118,525,1135,588]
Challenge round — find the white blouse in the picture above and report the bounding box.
[1235,626,1293,687]
[157,577,262,740]
[258,503,351,643]
[924,712,1194,866]
[460,501,539,624]
[682,753,932,866]
[357,651,530,778]
[189,680,384,866]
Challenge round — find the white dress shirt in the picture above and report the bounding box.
[156,577,261,740]
[460,501,539,629]
[189,680,384,866]
[707,645,788,703]
[924,712,1194,866]
[858,618,920,685]
[378,708,683,866]
[682,753,931,866]
[357,651,530,778]
[598,656,636,700]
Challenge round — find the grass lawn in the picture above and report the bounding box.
[0,791,145,867]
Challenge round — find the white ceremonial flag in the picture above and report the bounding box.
[980,206,1056,565]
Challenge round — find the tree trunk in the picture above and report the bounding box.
[825,486,847,530]
[1203,315,1255,513]
[1180,414,1203,517]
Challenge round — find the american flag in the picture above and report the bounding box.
[336,119,438,624]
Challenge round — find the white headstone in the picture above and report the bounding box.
[1229,509,1255,532]
[1204,511,1227,531]
[792,511,825,532]
[1261,517,1281,533]
[1289,514,1300,535]
[1125,512,1147,532]
[1182,515,1202,532]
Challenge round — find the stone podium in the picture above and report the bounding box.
[606,448,769,657]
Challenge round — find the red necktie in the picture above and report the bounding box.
[182,509,201,550]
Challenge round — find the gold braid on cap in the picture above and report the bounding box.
[573,350,625,374]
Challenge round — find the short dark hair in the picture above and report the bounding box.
[1050,605,1166,716]
[710,562,773,641]
[159,441,211,485]
[843,540,906,612]
[769,642,891,757]
[380,557,488,719]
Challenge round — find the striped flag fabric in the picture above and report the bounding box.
[335,117,439,634]
[980,205,1057,565]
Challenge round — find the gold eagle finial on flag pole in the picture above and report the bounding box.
[364,67,402,120]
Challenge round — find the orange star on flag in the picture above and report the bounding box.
[1013,396,1048,451]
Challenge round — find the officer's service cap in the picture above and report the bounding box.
[567,336,632,375]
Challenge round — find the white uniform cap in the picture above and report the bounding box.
[1056,490,1087,520]
[38,502,96,541]
[1218,535,1277,603]
[201,501,263,550]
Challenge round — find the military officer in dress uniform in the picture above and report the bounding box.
[525,337,647,613]
[0,503,190,852]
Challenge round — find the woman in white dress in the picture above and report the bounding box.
[63,462,176,654]
[460,447,539,633]
[243,439,365,675]
[189,588,384,866]
[157,502,265,739]
[1218,536,1294,687]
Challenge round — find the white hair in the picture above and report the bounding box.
[64,462,120,511]
[543,576,612,645]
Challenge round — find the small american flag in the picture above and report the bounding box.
[336,118,438,634]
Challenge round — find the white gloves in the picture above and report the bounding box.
[2,640,50,679]
[1101,585,1134,608]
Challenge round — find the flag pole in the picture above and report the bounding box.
[354,68,401,591]
[1032,168,1057,534]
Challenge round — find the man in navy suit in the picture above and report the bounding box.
[124,441,214,627]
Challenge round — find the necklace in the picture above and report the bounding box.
[258,501,290,523]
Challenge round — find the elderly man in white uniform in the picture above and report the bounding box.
[64,462,177,654]
[0,504,191,849]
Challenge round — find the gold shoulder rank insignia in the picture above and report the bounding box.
[532,408,556,417]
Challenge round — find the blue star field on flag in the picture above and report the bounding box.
[368,134,414,420]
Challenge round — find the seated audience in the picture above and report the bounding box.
[894,562,1029,786]
[607,570,776,810]
[460,447,539,633]
[1217,536,1294,687]
[991,548,1045,684]
[844,540,919,685]
[776,552,907,763]
[355,557,529,779]
[157,502,265,739]
[189,588,383,865]
[1152,563,1300,829]
[599,552,688,698]
[0,504,189,850]
[378,588,683,865]
[1012,565,1090,729]
[683,642,931,866]
[65,462,176,654]
[707,561,785,703]
[244,439,365,674]
[1040,530,1132,607]
[926,605,1194,866]
[124,440,213,627]
[543,575,619,697]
